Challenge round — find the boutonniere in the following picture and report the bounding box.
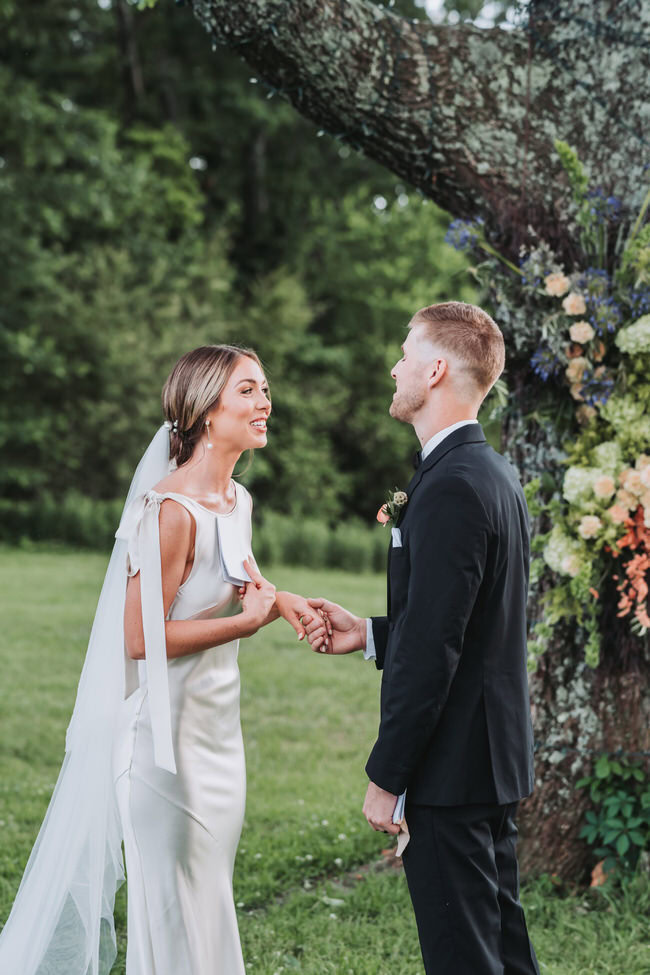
[377,488,408,526]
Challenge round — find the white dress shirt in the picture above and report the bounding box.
[364,419,479,661]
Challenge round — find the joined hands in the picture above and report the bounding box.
[240,560,332,645]
[302,598,366,654]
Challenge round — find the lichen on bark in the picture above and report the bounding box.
[188,0,649,259]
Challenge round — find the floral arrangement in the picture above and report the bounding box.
[446,142,650,667]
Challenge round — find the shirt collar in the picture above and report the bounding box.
[420,419,480,461]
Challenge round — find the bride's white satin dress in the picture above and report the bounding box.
[112,481,251,974]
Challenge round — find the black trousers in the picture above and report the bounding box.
[401,800,540,975]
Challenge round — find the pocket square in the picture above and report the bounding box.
[391,527,402,548]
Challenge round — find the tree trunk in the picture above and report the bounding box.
[115,0,146,120]
[519,649,650,881]
[187,0,649,257]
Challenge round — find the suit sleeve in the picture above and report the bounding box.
[365,476,489,795]
[369,616,389,668]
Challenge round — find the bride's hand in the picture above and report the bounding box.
[241,559,277,632]
[275,590,331,645]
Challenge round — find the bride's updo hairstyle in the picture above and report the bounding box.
[162,344,264,467]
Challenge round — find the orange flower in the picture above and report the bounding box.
[614,507,650,629]
[591,860,608,887]
[376,505,390,525]
[589,587,600,599]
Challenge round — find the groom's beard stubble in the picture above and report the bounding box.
[389,384,426,424]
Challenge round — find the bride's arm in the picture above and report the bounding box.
[124,500,272,660]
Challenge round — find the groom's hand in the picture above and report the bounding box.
[363,781,400,835]
[304,598,365,654]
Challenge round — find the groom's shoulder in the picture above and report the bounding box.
[434,442,524,501]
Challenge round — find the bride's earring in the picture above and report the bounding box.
[205,418,213,449]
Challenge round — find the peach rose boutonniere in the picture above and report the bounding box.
[377,488,408,526]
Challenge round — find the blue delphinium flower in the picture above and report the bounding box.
[530,345,561,382]
[444,217,484,252]
[586,188,622,223]
[628,289,650,317]
[579,369,615,407]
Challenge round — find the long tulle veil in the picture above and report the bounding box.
[0,424,172,974]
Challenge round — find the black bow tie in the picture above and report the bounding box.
[412,450,422,470]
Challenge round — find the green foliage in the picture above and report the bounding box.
[254,512,387,573]
[577,756,650,879]
[620,224,650,287]
[555,140,590,204]
[0,0,477,537]
[555,139,611,265]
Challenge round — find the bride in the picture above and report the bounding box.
[0,343,327,974]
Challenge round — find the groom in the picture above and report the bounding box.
[305,302,540,974]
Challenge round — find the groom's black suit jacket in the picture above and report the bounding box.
[365,422,535,806]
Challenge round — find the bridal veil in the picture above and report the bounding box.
[0,424,174,974]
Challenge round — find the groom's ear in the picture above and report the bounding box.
[427,357,447,388]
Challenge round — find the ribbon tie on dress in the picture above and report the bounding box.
[135,492,177,773]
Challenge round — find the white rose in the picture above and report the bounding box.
[578,515,602,539]
[593,475,616,499]
[569,321,595,344]
[562,293,587,316]
[545,272,571,297]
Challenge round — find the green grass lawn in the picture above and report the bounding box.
[1,548,648,974]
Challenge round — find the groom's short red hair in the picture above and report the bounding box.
[410,301,505,398]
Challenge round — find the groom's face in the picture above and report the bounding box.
[389,324,436,424]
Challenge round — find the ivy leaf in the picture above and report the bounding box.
[616,834,630,857]
[603,830,621,845]
[595,755,610,779]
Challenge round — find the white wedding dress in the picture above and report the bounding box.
[112,481,251,974]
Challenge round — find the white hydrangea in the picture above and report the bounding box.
[543,525,585,576]
[615,314,650,356]
[563,466,599,504]
[590,440,621,475]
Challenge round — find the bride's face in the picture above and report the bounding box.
[208,357,271,451]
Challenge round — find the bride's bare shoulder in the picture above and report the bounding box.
[151,470,186,495]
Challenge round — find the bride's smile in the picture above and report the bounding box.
[209,357,271,452]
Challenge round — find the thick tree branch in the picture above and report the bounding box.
[188,0,649,252]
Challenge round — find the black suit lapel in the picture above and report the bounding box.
[388,423,486,615]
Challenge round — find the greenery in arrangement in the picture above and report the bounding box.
[1,550,649,972]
